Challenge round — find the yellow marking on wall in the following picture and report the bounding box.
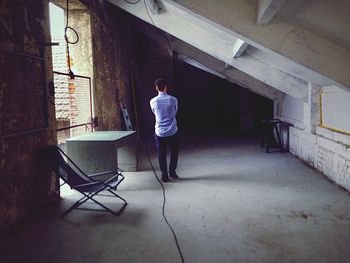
[319,90,350,136]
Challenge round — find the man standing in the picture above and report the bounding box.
[150,78,179,182]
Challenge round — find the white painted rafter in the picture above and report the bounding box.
[106,0,350,99]
[171,40,280,100]
[232,39,249,58]
[256,0,287,25]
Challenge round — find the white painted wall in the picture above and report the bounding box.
[320,86,350,134]
[280,95,304,129]
[281,85,350,191]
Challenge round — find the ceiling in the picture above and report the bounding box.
[277,0,350,50]
[105,0,350,100]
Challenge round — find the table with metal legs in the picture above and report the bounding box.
[261,119,291,153]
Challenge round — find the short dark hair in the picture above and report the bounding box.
[155,78,166,91]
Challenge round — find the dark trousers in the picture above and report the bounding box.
[155,132,179,178]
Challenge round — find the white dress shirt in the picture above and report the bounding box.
[150,92,178,137]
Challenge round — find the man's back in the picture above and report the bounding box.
[150,92,178,137]
[150,78,179,182]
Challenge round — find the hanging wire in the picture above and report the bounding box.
[64,0,79,79]
[143,0,156,26]
[123,0,173,55]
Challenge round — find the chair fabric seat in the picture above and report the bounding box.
[76,177,121,193]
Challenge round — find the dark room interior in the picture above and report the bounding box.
[1,0,350,262]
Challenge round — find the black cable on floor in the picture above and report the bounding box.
[124,0,141,4]
[144,144,185,263]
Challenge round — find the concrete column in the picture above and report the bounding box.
[309,82,321,134]
[274,93,285,119]
[303,82,321,134]
[303,84,312,134]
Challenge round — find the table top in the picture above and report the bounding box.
[66,131,136,142]
[263,119,292,126]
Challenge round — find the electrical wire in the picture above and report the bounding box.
[142,0,173,56]
[121,4,182,258]
[144,144,186,263]
[124,0,173,56]
[64,0,79,79]
[143,0,156,26]
[65,26,79,45]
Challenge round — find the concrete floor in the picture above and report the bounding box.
[1,135,350,263]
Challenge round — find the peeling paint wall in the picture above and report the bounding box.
[315,130,350,191]
[289,127,350,191]
[0,0,58,232]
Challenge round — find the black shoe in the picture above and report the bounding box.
[161,177,169,183]
[170,173,178,179]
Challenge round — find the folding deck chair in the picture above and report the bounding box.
[46,146,127,217]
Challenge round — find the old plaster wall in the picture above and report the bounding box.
[90,3,120,130]
[0,0,144,231]
[0,0,58,232]
[68,9,93,78]
[86,2,139,131]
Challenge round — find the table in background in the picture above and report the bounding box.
[66,131,138,174]
[261,119,291,153]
